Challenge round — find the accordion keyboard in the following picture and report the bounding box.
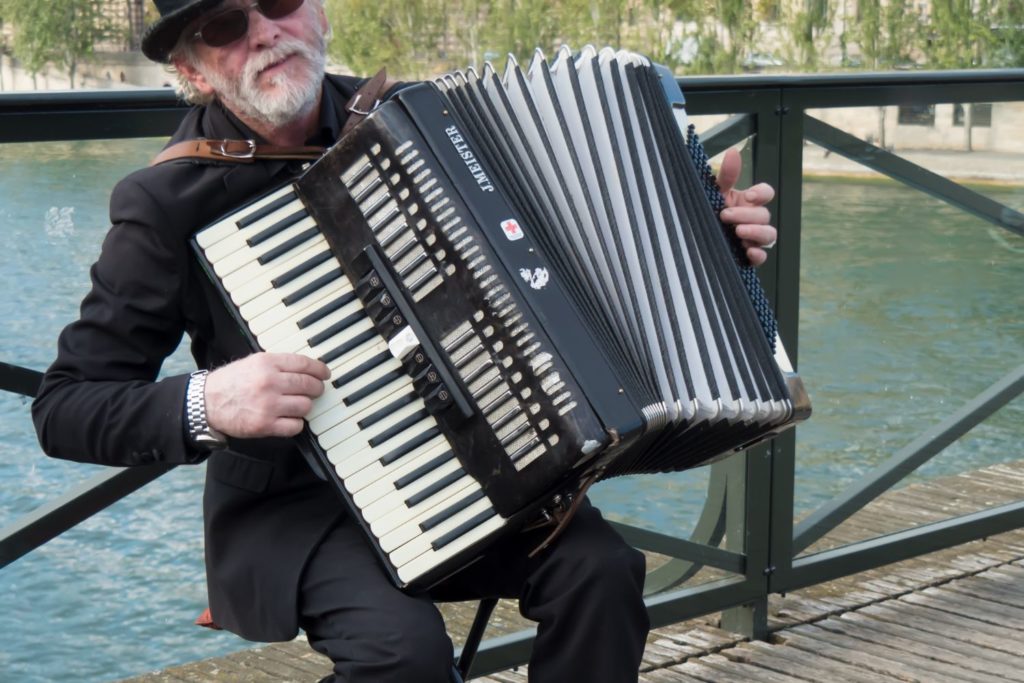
[195,186,508,584]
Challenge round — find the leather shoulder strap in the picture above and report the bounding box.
[150,68,396,166]
[150,139,326,166]
[341,68,398,138]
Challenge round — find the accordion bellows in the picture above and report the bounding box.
[193,46,810,589]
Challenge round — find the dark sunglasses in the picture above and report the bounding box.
[192,0,306,48]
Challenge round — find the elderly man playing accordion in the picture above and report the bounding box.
[32,0,778,680]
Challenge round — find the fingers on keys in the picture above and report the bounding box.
[205,352,331,438]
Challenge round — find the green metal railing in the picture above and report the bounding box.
[2,70,1023,679]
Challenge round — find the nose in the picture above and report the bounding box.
[246,6,282,49]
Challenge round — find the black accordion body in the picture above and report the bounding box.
[192,47,811,589]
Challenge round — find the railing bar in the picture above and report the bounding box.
[0,464,173,568]
[697,113,755,159]
[0,362,43,398]
[793,364,1024,553]
[609,521,745,575]
[804,115,1024,237]
[784,499,1024,593]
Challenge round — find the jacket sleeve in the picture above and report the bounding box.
[32,175,206,466]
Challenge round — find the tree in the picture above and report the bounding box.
[918,0,995,150]
[0,0,112,88]
[990,0,1024,66]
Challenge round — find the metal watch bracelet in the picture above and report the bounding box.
[186,369,228,450]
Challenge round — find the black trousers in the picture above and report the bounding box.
[298,500,650,682]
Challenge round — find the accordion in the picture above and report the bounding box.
[192,46,810,590]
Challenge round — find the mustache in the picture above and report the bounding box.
[241,37,320,83]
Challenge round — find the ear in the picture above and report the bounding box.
[173,56,216,98]
[314,1,329,36]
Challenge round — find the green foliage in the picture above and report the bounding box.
[0,0,113,86]
[920,0,994,68]
[849,0,918,69]
[786,0,832,68]
[991,0,1024,66]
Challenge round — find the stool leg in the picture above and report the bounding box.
[456,597,499,680]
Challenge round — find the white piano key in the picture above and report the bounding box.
[238,256,342,325]
[396,514,507,585]
[377,481,484,553]
[212,215,318,278]
[362,457,466,530]
[222,237,327,304]
[196,185,298,249]
[345,436,450,501]
[310,374,413,439]
[367,468,477,539]
[389,497,498,567]
[203,202,309,264]
[327,409,433,478]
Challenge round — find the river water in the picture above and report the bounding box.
[1,138,1021,682]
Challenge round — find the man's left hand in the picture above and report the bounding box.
[716,148,777,266]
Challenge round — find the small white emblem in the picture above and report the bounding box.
[501,219,524,241]
[519,267,549,290]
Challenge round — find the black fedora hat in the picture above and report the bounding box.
[141,0,225,63]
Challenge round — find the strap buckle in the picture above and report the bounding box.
[346,94,379,117]
[213,139,256,160]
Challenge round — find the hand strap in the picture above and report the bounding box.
[151,138,326,166]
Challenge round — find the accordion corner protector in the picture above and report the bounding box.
[786,373,813,422]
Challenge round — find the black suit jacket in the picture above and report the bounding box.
[32,73,369,641]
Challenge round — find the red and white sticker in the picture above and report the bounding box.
[500,218,524,241]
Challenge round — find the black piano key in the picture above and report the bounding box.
[393,450,455,490]
[282,266,344,307]
[380,427,441,467]
[419,490,486,532]
[246,208,309,246]
[357,393,416,430]
[342,369,403,406]
[404,467,465,508]
[430,508,497,551]
[308,309,368,348]
[272,250,333,288]
[333,350,393,389]
[368,409,430,448]
[320,328,378,364]
[237,191,297,228]
[257,226,319,265]
[297,290,358,328]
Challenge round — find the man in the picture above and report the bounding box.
[31,0,778,680]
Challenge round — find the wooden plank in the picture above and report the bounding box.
[810,615,1019,682]
[837,612,1024,676]
[855,602,1024,656]
[778,626,964,682]
[692,652,808,682]
[669,659,766,683]
[721,640,869,682]
[902,588,1024,629]
[640,666,710,682]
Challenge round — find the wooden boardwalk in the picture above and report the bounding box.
[122,460,1024,682]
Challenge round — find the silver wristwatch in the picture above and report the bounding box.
[185,369,227,450]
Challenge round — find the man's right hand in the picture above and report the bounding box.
[204,352,331,439]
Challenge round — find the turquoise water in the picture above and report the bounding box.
[0,139,1022,682]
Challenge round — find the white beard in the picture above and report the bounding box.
[203,34,327,129]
